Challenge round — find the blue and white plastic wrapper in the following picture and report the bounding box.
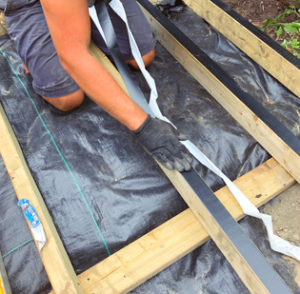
[18,199,46,251]
[89,2,300,261]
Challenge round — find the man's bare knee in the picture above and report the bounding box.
[43,89,84,112]
[126,48,155,69]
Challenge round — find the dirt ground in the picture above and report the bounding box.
[222,0,300,54]
[262,184,300,284]
[222,0,298,27]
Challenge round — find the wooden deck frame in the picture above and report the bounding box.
[77,159,294,294]
[0,3,298,293]
[0,105,294,293]
[139,0,300,184]
[183,0,300,98]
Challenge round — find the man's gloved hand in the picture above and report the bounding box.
[134,116,193,172]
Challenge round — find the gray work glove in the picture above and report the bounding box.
[134,116,193,172]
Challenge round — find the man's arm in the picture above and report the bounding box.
[40,0,192,171]
[40,0,147,130]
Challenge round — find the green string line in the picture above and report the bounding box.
[2,238,34,258]
[0,48,111,256]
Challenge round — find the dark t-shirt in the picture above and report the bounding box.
[0,0,96,12]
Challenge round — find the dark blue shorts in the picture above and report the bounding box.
[4,0,156,97]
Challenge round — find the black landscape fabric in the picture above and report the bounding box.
[1,2,300,294]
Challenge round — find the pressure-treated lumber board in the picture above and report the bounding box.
[0,12,6,36]
[77,158,295,293]
[0,105,82,294]
[179,168,291,293]
[139,0,300,184]
[0,249,12,294]
[182,0,300,98]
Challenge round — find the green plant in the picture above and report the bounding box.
[262,0,300,59]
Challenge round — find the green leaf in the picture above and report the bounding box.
[290,38,299,45]
[283,23,299,34]
[262,18,273,31]
[291,22,300,28]
[281,39,288,48]
[275,12,286,21]
[274,13,284,22]
[289,4,296,9]
[289,38,300,49]
[276,26,283,37]
[284,8,293,15]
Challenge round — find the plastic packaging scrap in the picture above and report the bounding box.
[18,199,47,251]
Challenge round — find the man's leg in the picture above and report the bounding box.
[126,48,155,68]
[5,2,84,111]
[42,90,85,112]
[91,0,156,69]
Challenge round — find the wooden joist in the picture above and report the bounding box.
[0,249,12,294]
[183,0,300,98]
[0,105,83,294]
[174,168,291,293]
[77,158,294,293]
[139,0,300,184]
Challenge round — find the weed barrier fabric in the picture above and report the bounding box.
[0,157,51,294]
[0,4,300,293]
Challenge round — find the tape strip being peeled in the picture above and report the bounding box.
[89,2,300,261]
